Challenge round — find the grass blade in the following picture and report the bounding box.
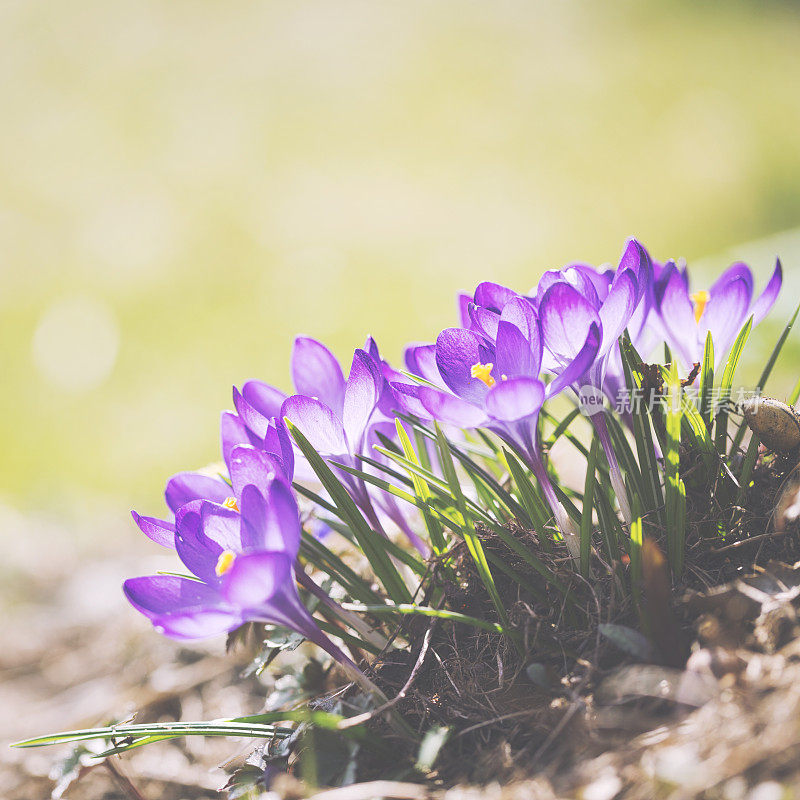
[699,330,715,430]
[341,603,508,635]
[434,423,513,640]
[715,316,753,454]
[580,436,600,578]
[664,362,687,575]
[732,301,800,451]
[286,420,411,603]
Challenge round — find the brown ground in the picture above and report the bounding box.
[6,449,800,800]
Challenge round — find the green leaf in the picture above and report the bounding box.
[732,299,800,451]
[699,330,715,430]
[715,315,753,454]
[286,420,411,604]
[394,412,528,520]
[299,531,380,606]
[629,514,645,625]
[580,436,600,578]
[394,420,448,555]
[619,336,664,523]
[664,361,687,575]
[735,433,761,506]
[503,447,551,548]
[341,603,508,635]
[434,423,514,641]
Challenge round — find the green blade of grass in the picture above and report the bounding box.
[580,435,600,578]
[628,513,645,628]
[434,423,514,641]
[699,330,715,431]
[620,337,664,522]
[502,447,551,549]
[665,362,687,575]
[603,411,649,507]
[393,412,528,521]
[790,375,800,406]
[317,514,426,577]
[286,420,411,603]
[715,316,753,455]
[395,420,448,555]
[732,300,800,452]
[299,531,380,606]
[735,433,761,506]
[341,603,508,636]
[543,407,582,449]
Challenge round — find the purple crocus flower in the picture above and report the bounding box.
[124,463,376,692]
[534,239,653,524]
[396,296,600,558]
[654,258,782,371]
[280,338,428,554]
[131,412,293,549]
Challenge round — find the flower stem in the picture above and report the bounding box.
[592,412,633,525]
[525,448,581,562]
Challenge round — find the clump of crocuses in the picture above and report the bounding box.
[127,237,783,684]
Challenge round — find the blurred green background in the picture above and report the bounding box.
[2,0,800,529]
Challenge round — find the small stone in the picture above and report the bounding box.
[741,397,800,453]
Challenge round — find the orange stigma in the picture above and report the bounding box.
[215,550,236,576]
[690,290,710,324]
[470,362,496,388]
[222,496,239,511]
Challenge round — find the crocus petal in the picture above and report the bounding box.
[221,551,293,608]
[494,296,543,379]
[200,501,243,553]
[363,335,381,362]
[598,270,636,357]
[131,511,175,548]
[404,344,444,387]
[545,321,601,397]
[709,262,754,301]
[539,283,602,361]
[389,381,433,419]
[124,574,223,617]
[342,349,381,451]
[750,259,782,326]
[701,266,752,357]
[232,386,272,442]
[415,386,488,428]
[474,281,517,313]
[291,337,346,416]
[165,471,230,514]
[467,304,501,341]
[655,263,697,366]
[281,395,349,456]
[457,293,472,328]
[435,327,495,404]
[221,411,249,466]
[240,479,301,556]
[229,445,281,499]
[617,238,650,298]
[151,609,243,640]
[485,377,545,422]
[264,419,295,480]
[241,380,287,420]
[175,501,239,582]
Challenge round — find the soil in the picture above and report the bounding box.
[6,447,800,799]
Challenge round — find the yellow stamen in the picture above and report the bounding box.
[690,290,710,324]
[470,362,496,388]
[222,496,239,511]
[215,550,236,576]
